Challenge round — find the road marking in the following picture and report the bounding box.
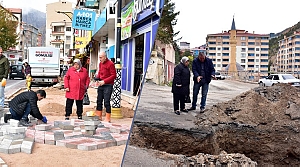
[6,80,25,89]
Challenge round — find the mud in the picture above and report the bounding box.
[129,84,300,166]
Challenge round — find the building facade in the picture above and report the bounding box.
[191,44,206,57]
[6,8,22,52]
[46,0,74,63]
[276,31,300,74]
[22,23,39,59]
[179,41,190,51]
[206,18,270,76]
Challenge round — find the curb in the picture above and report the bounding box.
[6,88,24,100]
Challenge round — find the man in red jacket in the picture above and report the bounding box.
[95,52,116,122]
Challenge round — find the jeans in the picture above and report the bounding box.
[65,98,83,117]
[173,93,185,111]
[192,81,209,109]
[0,86,4,108]
[96,84,113,113]
[10,102,31,120]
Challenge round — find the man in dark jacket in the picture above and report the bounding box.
[188,52,216,113]
[0,47,9,108]
[4,89,48,126]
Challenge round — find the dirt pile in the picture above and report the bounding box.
[193,84,300,165]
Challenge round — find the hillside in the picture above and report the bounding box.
[22,8,46,46]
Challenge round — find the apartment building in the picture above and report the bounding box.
[22,23,40,59]
[276,31,300,74]
[191,44,206,57]
[206,18,270,75]
[179,42,190,51]
[46,0,74,62]
[6,8,22,51]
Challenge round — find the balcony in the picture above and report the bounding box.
[52,31,65,35]
[51,39,64,44]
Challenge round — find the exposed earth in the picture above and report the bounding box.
[127,83,300,166]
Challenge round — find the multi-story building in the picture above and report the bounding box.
[37,33,43,47]
[276,31,300,74]
[206,18,270,76]
[22,23,40,59]
[179,42,190,51]
[191,44,206,57]
[6,8,22,51]
[46,0,74,63]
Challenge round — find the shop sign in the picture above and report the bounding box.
[132,0,154,21]
[121,1,134,40]
[72,9,96,31]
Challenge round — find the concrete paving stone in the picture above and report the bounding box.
[0,125,11,132]
[8,144,21,154]
[11,139,23,145]
[59,124,74,130]
[9,120,19,127]
[0,158,6,164]
[101,122,112,128]
[0,131,3,136]
[94,141,107,149]
[70,119,76,126]
[0,117,4,124]
[53,131,65,141]
[74,127,81,132]
[85,125,97,131]
[45,132,55,145]
[0,146,9,154]
[65,141,80,149]
[35,124,52,131]
[102,140,117,147]
[1,139,12,147]
[82,116,99,121]
[97,123,105,128]
[77,142,98,151]
[7,127,26,134]
[0,136,4,142]
[25,129,36,139]
[95,128,110,134]
[109,127,122,134]
[114,136,128,146]
[21,139,34,154]
[84,121,101,126]
[56,138,80,147]
[34,131,45,144]
[84,130,95,136]
[4,133,25,140]
[54,120,70,127]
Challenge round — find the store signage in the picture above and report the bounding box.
[132,0,154,21]
[72,9,96,31]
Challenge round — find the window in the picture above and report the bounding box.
[256,42,260,46]
[261,54,268,56]
[66,27,72,31]
[65,44,70,49]
[217,47,221,50]
[248,53,255,56]
[223,42,229,45]
[256,54,260,57]
[248,48,255,51]
[241,42,246,46]
[241,37,246,40]
[256,48,260,51]
[209,42,216,44]
[256,59,259,62]
[217,42,221,45]
[255,65,259,68]
[241,59,245,63]
[209,53,216,56]
[248,42,255,45]
[273,75,279,80]
[223,47,229,50]
[261,42,269,45]
[209,47,216,50]
[222,53,229,56]
[261,48,269,51]
[217,64,221,67]
[66,36,71,40]
[55,36,61,40]
[261,37,269,40]
[248,36,255,39]
[217,59,221,62]
[261,59,268,62]
[248,59,255,62]
[217,53,221,56]
[241,53,246,57]
[54,44,60,48]
[266,75,273,80]
[241,48,246,52]
[223,36,229,39]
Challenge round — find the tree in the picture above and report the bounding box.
[156,0,181,47]
[0,7,18,51]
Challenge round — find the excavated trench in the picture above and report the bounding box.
[129,85,300,166]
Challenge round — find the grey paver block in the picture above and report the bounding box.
[9,120,19,127]
[82,116,99,121]
[59,124,74,130]
[8,144,21,154]
[35,124,52,131]
[1,139,12,146]
[4,133,25,140]
[65,142,78,149]
[109,127,121,134]
[85,125,97,131]
[21,139,34,154]
[56,140,67,147]
[84,130,95,136]
[53,131,65,141]
[11,139,23,145]
[0,146,9,154]
[84,121,101,126]
[77,143,98,151]
[7,127,26,134]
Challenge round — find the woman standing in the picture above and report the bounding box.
[64,59,90,120]
[171,56,191,115]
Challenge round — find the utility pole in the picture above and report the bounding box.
[111,0,123,119]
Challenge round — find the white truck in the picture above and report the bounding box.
[27,47,60,85]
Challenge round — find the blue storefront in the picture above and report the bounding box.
[121,0,164,96]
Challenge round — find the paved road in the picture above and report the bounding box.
[5,78,26,99]
[133,79,258,129]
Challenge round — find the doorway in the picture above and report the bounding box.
[133,34,144,96]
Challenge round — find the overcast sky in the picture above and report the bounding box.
[3,0,300,48]
[172,0,300,47]
[2,0,77,13]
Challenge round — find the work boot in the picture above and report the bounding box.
[19,119,33,127]
[96,110,102,121]
[4,113,11,123]
[104,113,111,123]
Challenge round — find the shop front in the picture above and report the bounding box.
[121,0,164,96]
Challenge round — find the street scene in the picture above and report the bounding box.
[122,0,300,166]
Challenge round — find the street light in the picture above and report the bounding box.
[56,11,76,49]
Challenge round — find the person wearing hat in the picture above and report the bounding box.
[0,47,9,108]
[64,59,90,120]
[171,56,191,115]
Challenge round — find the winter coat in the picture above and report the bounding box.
[0,54,9,81]
[64,67,90,100]
[171,62,190,95]
[192,57,215,84]
[9,91,43,120]
[96,59,116,85]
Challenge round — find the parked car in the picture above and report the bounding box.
[9,64,25,80]
[258,74,300,87]
[215,72,226,80]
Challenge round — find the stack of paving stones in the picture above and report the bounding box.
[0,115,130,154]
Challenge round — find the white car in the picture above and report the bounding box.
[258,74,300,87]
[215,72,226,80]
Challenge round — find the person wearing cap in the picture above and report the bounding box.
[171,56,191,115]
[64,59,90,120]
[0,47,9,108]
[188,52,216,113]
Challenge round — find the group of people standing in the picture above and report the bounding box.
[172,52,216,115]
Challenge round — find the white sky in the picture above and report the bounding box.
[2,0,77,13]
[173,0,300,48]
